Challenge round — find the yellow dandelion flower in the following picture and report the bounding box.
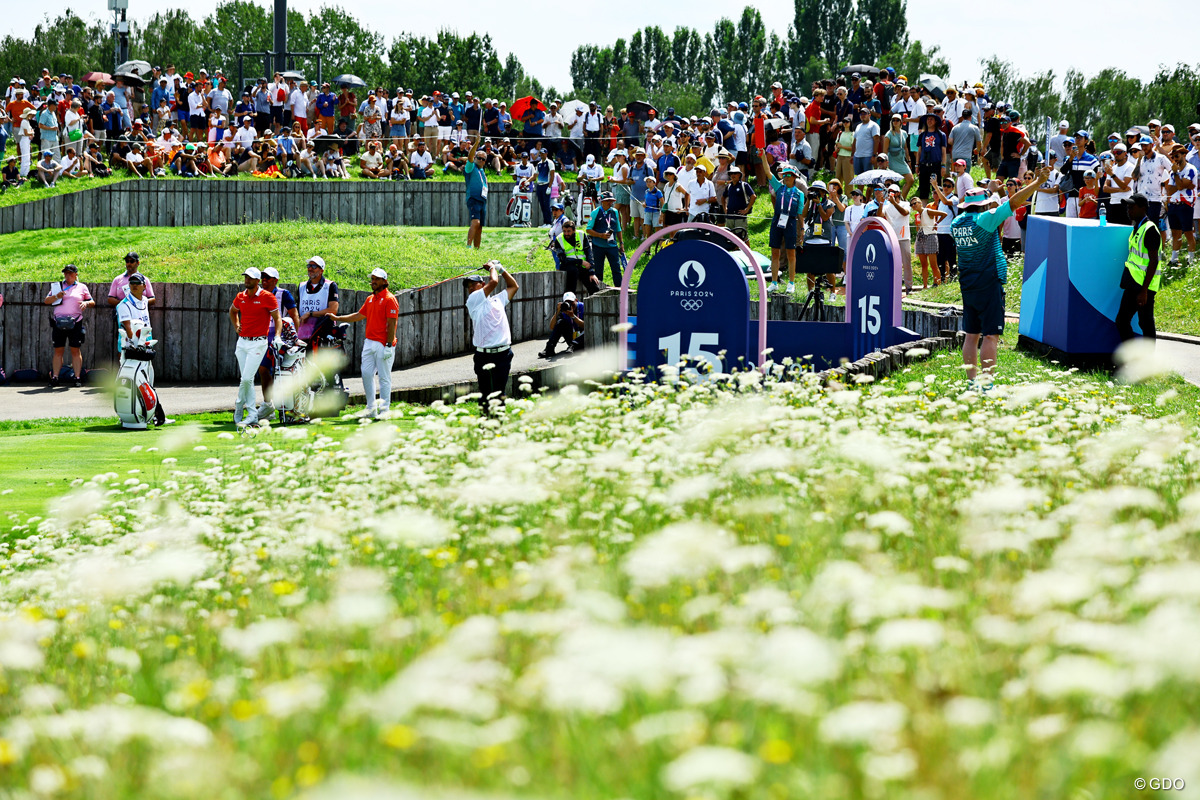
[0,738,17,766]
[272,580,297,596]
[231,699,259,721]
[382,724,417,750]
[295,764,324,787]
[297,742,320,763]
[758,739,793,764]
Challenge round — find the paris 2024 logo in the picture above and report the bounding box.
[673,261,713,311]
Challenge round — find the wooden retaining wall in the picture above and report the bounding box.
[0,178,605,234]
[0,272,564,381]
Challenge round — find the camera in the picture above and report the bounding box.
[560,301,572,312]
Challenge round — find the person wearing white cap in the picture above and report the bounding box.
[229,267,282,426]
[462,260,519,413]
[17,107,36,177]
[331,268,399,418]
[539,291,584,359]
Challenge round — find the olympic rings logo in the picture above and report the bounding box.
[680,299,704,311]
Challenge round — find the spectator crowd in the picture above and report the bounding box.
[3,63,1198,274]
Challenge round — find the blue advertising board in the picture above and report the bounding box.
[1019,216,1137,352]
[633,238,752,374]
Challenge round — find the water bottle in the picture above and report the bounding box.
[1099,205,1107,227]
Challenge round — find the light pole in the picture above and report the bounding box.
[109,0,130,70]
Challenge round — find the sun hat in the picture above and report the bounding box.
[961,187,992,209]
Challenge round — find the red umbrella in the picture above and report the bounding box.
[83,71,113,85]
[509,96,545,122]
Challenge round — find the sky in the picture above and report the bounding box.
[6,0,1198,91]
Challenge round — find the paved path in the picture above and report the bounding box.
[0,339,550,421]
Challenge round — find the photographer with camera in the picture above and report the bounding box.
[539,291,585,359]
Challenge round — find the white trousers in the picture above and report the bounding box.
[361,338,396,413]
[234,337,269,414]
[18,137,31,177]
[1065,197,1079,218]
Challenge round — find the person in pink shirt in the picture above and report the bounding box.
[107,251,156,308]
[43,264,95,387]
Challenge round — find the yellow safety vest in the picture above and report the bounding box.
[1125,219,1161,292]
[561,237,584,260]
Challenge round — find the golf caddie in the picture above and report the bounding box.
[1115,193,1160,342]
[463,260,519,413]
[951,165,1049,384]
[331,267,399,418]
[229,267,282,427]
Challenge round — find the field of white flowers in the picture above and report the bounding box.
[2,351,1200,800]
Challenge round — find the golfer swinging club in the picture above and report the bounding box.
[229,267,282,426]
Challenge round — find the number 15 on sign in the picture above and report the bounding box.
[858,295,881,335]
[659,332,722,375]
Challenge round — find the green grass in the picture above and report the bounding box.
[0,222,561,287]
[5,338,1200,799]
[0,405,415,531]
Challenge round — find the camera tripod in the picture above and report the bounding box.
[798,275,835,321]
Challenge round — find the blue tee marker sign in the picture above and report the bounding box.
[845,218,905,358]
[634,238,752,375]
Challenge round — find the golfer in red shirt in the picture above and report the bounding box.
[228,267,282,426]
[332,267,399,418]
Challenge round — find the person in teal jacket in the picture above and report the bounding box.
[761,149,806,294]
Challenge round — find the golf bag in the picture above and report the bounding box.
[507,184,533,227]
[268,319,315,424]
[114,343,157,430]
[307,321,350,416]
[576,179,598,224]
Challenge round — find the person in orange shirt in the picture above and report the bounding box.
[229,267,282,426]
[332,267,399,418]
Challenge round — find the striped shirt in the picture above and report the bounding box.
[952,201,1013,293]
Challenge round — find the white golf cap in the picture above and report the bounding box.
[563,291,577,302]
[307,255,325,269]
[262,267,280,279]
[1059,119,1069,129]
[243,267,262,279]
[370,267,388,280]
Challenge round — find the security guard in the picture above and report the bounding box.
[1115,192,1160,342]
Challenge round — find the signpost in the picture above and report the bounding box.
[620,220,919,377]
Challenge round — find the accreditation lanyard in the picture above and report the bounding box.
[777,186,798,226]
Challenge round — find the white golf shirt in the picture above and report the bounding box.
[467,289,512,350]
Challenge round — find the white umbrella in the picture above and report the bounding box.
[850,169,903,186]
[560,99,588,119]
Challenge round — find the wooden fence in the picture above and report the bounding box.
[585,290,963,355]
[0,271,565,381]
[0,178,596,234]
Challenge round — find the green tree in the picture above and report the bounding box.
[0,11,111,83]
[736,8,769,97]
[199,0,272,79]
[711,17,741,104]
[815,0,854,75]
[300,6,387,88]
[848,0,908,69]
[133,11,204,75]
[876,39,950,85]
